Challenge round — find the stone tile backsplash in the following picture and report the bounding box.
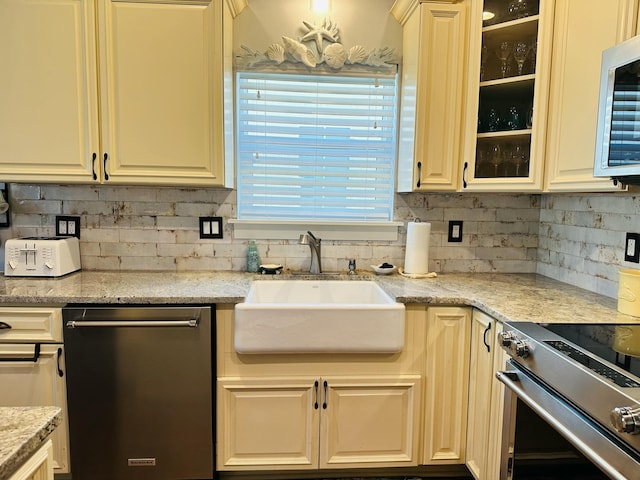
[537,192,640,299]
[4,184,539,275]
[4,184,636,299]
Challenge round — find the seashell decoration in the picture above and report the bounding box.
[347,45,367,65]
[266,43,286,64]
[324,43,347,69]
[282,36,317,68]
[235,19,398,72]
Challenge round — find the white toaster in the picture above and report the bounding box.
[4,236,81,277]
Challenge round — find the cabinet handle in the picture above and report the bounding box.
[0,321,11,329]
[56,347,64,377]
[416,161,422,188]
[322,380,328,409]
[314,380,319,410]
[483,322,492,353]
[0,343,40,363]
[103,153,110,181]
[463,161,468,189]
[91,152,97,180]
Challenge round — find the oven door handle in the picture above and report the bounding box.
[496,368,634,480]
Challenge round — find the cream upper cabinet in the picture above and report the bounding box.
[98,0,227,185]
[543,0,638,192]
[394,0,469,192]
[0,0,231,186]
[462,0,554,192]
[0,0,99,182]
[465,309,507,480]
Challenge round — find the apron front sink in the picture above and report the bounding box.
[234,280,405,354]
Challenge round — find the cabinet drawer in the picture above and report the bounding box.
[0,308,63,342]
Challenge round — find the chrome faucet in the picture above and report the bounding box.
[299,231,322,274]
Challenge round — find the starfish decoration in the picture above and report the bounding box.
[300,18,340,51]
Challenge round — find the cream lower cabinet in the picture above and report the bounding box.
[543,0,638,192]
[9,439,54,480]
[422,306,471,465]
[0,307,69,475]
[465,309,508,480]
[0,0,230,186]
[218,375,421,470]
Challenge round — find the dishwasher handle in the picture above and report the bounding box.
[66,319,199,329]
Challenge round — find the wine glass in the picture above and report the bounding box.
[491,143,502,177]
[480,44,488,81]
[513,41,530,76]
[496,41,511,78]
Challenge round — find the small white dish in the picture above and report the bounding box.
[371,263,398,275]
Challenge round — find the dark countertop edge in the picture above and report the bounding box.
[0,407,61,480]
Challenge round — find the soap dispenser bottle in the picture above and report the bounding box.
[246,240,260,273]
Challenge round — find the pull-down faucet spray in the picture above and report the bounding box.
[299,231,322,274]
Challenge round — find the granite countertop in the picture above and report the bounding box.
[0,270,636,325]
[0,406,61,480]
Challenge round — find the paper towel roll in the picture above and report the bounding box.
[403,222,431,274]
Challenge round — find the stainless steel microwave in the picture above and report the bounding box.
[594,34,640,185]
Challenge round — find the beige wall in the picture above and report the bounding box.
[233,0,402,57]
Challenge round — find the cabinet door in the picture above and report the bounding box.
[462,0,554,192]
[396,1,467,192]
[485,321,508,479]
[544,0,638,192]
[0,0,99,183]
[8,439,54,480]
[422,306,470,464]
[0,345,69,474]
[465,310,495,479]
[217,377,319,470]
[98,0,226,186]
[320,375,421,468]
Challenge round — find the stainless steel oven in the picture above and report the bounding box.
[496,322,640,480]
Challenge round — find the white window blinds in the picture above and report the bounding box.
[236,71,397,221]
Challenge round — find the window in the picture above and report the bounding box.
[236,71,398,223]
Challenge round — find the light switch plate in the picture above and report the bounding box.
[448,220,463,243]
[199,217,223,239]
[625,232,640,263]
[55,215,81,239]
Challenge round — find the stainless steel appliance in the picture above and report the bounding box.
[594,34,640,186]
[4,236,81,277]
[63,306,214,480]
[497,322,640,479]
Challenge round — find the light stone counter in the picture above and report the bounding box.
[0,406,61,480]
[0,270,636,325]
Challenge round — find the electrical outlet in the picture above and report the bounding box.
[448,220,463,243]
[55,215,81,239]
[199,217,223,239]
[625,232,640,263]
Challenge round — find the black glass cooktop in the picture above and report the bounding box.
[543,323,640,385]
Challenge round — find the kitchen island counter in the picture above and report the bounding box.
[0,270,633,325]
[0,406,61,480]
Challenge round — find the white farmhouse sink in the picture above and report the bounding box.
[234,280,405,354]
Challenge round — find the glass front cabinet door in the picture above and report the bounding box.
[462,0,554,191]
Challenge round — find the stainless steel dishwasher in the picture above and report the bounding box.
[63,306,214,480]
